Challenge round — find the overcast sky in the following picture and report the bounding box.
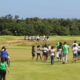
[0,0,80,19]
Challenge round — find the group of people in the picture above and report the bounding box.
[72,41,80,62]
[24,35,49,41]
[0,46,9,80]
[32,40,80,65]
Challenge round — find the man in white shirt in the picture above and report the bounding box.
[72,40,78,48]
[72,44,78,62]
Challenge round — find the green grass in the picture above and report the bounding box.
[0,36,80,80]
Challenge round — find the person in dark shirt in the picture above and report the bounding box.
[32,46,35,60]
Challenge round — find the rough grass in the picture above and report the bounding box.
[0,36,80,80]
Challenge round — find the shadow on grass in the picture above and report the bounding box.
[11,58,80,66]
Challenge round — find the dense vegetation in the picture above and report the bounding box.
[0,14,80,36]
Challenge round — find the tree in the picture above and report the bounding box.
[14,15,19,20]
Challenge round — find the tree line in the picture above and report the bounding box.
[0,14,80,36]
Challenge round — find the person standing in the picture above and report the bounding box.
[78,43,80,60]
[1,47,8,64]
[62,42,69,64]
[72,44,78,62]
[36,45,42,60]
[1,46,10,67]
[72,40,78,48]
[28,36,30,40]
[50,46,55,65]
[58,42,63,61]
[24,35,26,40]
[0,58,9,80]
[43,45,48,61]
[48,44,51,56]
[32,46,35,60]
[56,42,60,59]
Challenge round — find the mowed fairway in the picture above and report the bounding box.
[0,36,80,80]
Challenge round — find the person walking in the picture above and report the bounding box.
[50,46,55,65]
[62,42,69,64]
[0,58,9,80]
[1,47,8,65]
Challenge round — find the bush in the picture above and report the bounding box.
[1,29,12,35]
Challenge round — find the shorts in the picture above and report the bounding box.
[32,52,35,56]
[32,54,35,56]
[59,54,62,58]
[37,53,40,56]
[78,52,80,56]
[73,54,77,58]
[1,58,8,61]
[44,52,48,57]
